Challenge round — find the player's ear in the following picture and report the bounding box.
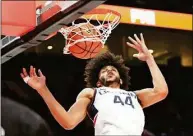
[96,81,102,87]
[120,79,123,85]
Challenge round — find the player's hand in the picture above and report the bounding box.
[20,66,47,93]
[126,33,153,61]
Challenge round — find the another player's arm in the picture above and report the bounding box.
[127,34,168,108]
[134,55,168,108]
[41,87,94,130]
[20,66,94,130]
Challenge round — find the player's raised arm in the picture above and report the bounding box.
[20,66,94,130]
[126,33,168,108]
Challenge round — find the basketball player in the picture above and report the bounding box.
[21,33,168,135]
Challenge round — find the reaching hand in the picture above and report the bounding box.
[126,33,153,61]
[20,66,46,93]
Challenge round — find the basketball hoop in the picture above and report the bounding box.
[59,8,121,54]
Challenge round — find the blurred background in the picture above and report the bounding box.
[1,0,192,136]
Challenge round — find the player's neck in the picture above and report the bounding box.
[106,82,120,89]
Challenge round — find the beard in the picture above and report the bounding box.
[99,75,120,87]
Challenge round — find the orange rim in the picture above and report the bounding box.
[86,8,121,17]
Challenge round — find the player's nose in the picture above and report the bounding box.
[107,69,113,74]
[106,68,112,72]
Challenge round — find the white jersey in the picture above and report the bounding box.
[87,87,145,135]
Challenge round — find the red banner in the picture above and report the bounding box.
[2,1,36,36]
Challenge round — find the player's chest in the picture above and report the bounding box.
[94,90,139,110]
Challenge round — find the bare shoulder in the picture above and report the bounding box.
[76,88,95,101]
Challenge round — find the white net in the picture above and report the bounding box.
[59,9,121,54]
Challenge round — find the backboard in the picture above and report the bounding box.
[1,0,107,64]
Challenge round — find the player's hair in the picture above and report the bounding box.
[84,51,130,90]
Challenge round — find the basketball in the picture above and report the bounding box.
[66,23,103,59]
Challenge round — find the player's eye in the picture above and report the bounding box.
[112,68,116,71]
[101,70,106,73]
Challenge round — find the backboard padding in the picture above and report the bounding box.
[1,0,107,64]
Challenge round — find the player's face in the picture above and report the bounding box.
[98,66,121,86]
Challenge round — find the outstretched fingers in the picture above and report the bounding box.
[126,42,139,50]
[149,49,154,54]
[127,36,142,51]
[128,36,138,45]
[33,68,37,77]
[30,66,34,77]
[21,66,38,77]
[134,34,142,45]
[29,65,39,77]
[21,67,30,84]
[20,73,25,78]
[22,68,28,77]
[38,69,44,77]
[140,33,145,44]
[133,33,148,51]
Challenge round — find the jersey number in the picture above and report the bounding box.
[114,95,134,108]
